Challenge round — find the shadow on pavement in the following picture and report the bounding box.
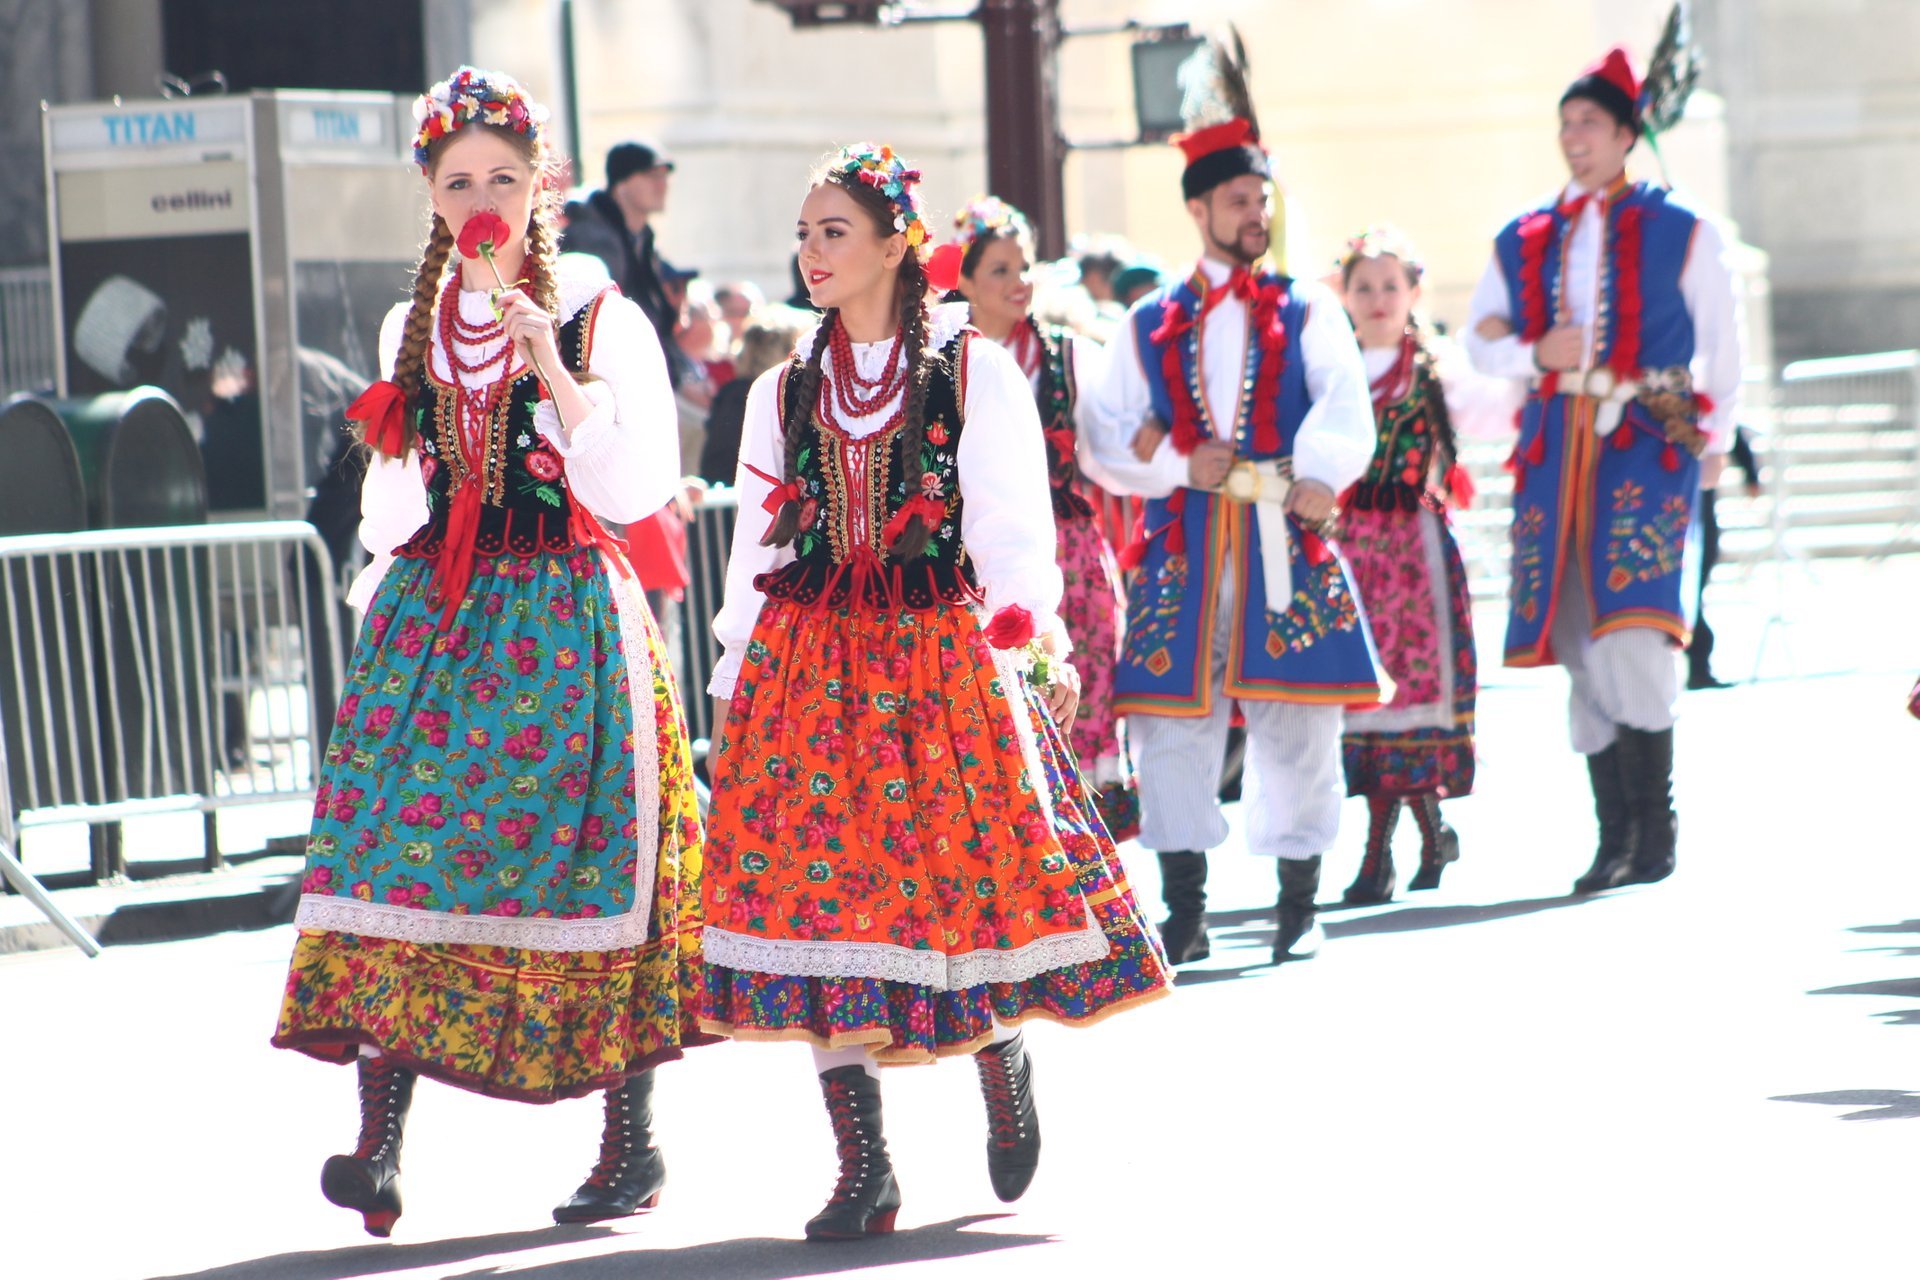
[1203,895,1587,941]
[1807,978,1920,1001]
[151,1216,1052,1280]
[1771,1090,1920,1121]
[148,1225,619,1280]
[1847,920,1920,935]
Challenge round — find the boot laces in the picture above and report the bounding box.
[976,1050,1029,1150]
[823,1077,877,1203]
[581,1103,635,1191]
[352,1060,404,1160]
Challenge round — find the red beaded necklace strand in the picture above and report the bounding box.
[437,275,513,379]
[820,315,910,434]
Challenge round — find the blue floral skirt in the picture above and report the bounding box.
[272,549,715,1102]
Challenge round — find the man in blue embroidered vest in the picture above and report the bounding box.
[1465,46,1742,895]
[1082,112,1382,967]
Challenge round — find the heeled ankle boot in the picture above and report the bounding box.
[1155,851,1211,965]
[1342,796,1400,904]
[1616,726,1677,885]
[974,1032,1041,1202]
[552,1070,667,1223]
[804,1066,901,1242]
[1572,742,1636,894]
[1406,792,1460,892]
[320,1054,415,1238]
[1272,855,1324,963]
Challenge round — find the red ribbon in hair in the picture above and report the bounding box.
[346,380,409,458]
[742,461,802,515]
[924,243,965,294]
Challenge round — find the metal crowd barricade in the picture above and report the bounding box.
[669,489,739,746]
[0,521,345,909]
[1774,350,1920,558]
[0,265,57,396]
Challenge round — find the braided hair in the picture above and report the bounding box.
[762,156,947,561]
[377,124,566,456]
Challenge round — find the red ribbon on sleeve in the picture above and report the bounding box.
[346,380,409,458]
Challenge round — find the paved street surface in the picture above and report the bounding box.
[6,557,1918,1280]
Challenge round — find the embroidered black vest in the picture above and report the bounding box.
[397,288,609,560]
[758,328,981,611]
[1034,323,1094,523]
[1347,345,1458,516]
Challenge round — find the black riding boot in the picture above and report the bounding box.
[805,1066,902,1241]
[974,1032,1041,1202]
[1155,851,1211,965]
[1616,726,1677,885]
[552,1070,667,1223]
[1272,856,1324,963]
[320,1054,415,1238]
[1406,792,1461,892]
[1572,742,1636,894]
[1343,796,1400,904]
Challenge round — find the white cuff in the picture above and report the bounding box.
[346,554,394,613]
[707,651,743,700]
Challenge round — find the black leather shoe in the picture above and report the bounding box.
[1615,727,1677,885]
[1155,851,1211,964]
[1272,856,1324,963]
[1572,743,1636,894]
[553,1070,667,1223]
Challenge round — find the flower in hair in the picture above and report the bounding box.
[834,141,934,256]
[411,66,547,170]
[951,196,1030,256]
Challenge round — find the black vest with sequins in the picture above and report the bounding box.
[396,288,609,560]
[759,328,980,611]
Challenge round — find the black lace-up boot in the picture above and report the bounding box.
[804,1066,901,1241]
[552,1070,666,1223]
[974,1032,1041,1202]
[320,1054,415,1238]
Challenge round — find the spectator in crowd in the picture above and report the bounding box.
[1075,243,1125,305]
[1111,263,1165,310]
[1687,426,1761,689]
[713,280,765,347]
[560,140,685,377]
[698,305,812,484]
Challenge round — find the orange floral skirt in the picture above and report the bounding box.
[698,599,1170,1062]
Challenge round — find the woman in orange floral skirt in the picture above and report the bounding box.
[701,144,1171,1241]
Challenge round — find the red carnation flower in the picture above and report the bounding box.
[456,210,512,261]
[984,604,1036,650]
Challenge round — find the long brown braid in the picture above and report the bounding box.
[762,304,834,548]
[376,124,567,456]
[761,157,946,559]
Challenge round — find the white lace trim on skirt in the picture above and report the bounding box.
[701,913,1112,992]
[293,894,653,949]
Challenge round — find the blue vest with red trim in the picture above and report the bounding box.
[1492,181,1707,666]
[1113,270,1382,715]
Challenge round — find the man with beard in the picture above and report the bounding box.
[1081,59,1381,967]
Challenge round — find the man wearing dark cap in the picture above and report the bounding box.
[1465,46,1742,896]
[1081,99,1381,969]
[561,141,689,382]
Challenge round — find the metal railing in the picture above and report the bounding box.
[669,491,738,746]
[0,521,346,890]
[1773,350,1920,557]
[0,265,56,397]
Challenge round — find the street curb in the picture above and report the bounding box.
[0,857,303,956]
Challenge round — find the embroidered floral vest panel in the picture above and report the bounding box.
[1034,324,1094,522]
[1350,354,1451,514]
[1493,182,1697,378]
[398,288,609,559]
[758,329,981,611]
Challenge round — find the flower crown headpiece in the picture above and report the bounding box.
[412,66,548,171]
[1339,225,1424,282]
[951,196,1032,256]
[833,142,930,251]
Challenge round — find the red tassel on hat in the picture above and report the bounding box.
[1523,431,1547,467]
[1662,444,1680,472]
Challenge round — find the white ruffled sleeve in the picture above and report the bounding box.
[533,290,679,524]
[707,366,794,699]
[347,302,428,612]
[958,336,1069,650]
[1290,282,1377,493]
[1067,333,1128,497]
